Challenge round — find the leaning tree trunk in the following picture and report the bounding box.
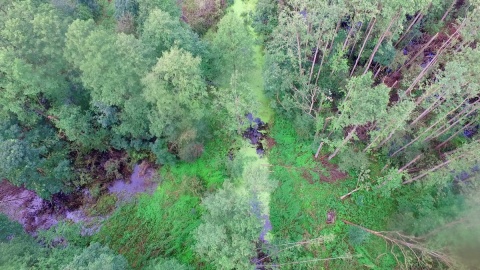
[363,11,400,75]
[396,33,438,74]
[435,123,473,150]
[395,11,424,47]
[403,159,453,184]
[342,220,453,266]
[328,126,358,160]
[296,32,304,76]
[342,22,356,52]
[441,0,456,22]
[340,187,361,200]
[350,17,376,77]
[309,36,323,83]
[314,42,329,85]
[398,153,423,172]
[424,100,479,142]
[405,19,466,95]
[409,94,445,126]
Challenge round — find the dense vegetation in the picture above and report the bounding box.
[1,0,480,269]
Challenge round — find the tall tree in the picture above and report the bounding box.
[0,121,74,198]
[0,0,70,125]
[264,0,347,123]
[140,8,206,59]
[212,12,255,81]
[213,71,258,135]
[194,180,261,269]
[391,46,480,157]
[64,19,152,140]
[136,0,180,27]
[364,99,415,151]
[142,47,207,160]
[327,73,390,159]
[195,155,275,269]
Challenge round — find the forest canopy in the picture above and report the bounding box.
[0,0,480,269]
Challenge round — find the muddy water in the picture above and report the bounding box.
[0,163,157,234]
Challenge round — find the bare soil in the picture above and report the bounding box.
[315,156,348,183]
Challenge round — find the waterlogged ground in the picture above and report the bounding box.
[0,163,158,234]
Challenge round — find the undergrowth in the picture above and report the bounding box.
[95,139,231,269]
[268,118,398,269]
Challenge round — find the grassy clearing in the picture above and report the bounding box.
[268,118,398,269]
[95,138,233,269]
[95,176,205,269]
[231,0,274,122]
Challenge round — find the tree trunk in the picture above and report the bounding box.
[342,220,453,266]
[404,140,480,184]
[340,187,361,200]
[405,57,439,96]
[328,126,358,160]
[296,33,304,76]
[348,34,360,58]
[374,65,385,79]
[395,12,424,47]
[405,19,466,95]
[399,153,423,172]
[403,159,453,184]
[424,101,479,142]
[397,33,438,73]
[330,19,342,57]
[350,17,376,77]
[309,37,323,83]
[364,131,384,152]
[435,123,473,150]
[410,96,443,126]
[441,0,456,22]
[363,11,400,75]
[308,86,319,114]
[415,85,442,105]
[375,130,396,149]
[314,141,324,159]
[314,42,329,85]
[342,23,356,52]
[392,100,470,157]
[390,123,437,157]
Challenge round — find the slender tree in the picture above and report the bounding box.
[328,73,389,160]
